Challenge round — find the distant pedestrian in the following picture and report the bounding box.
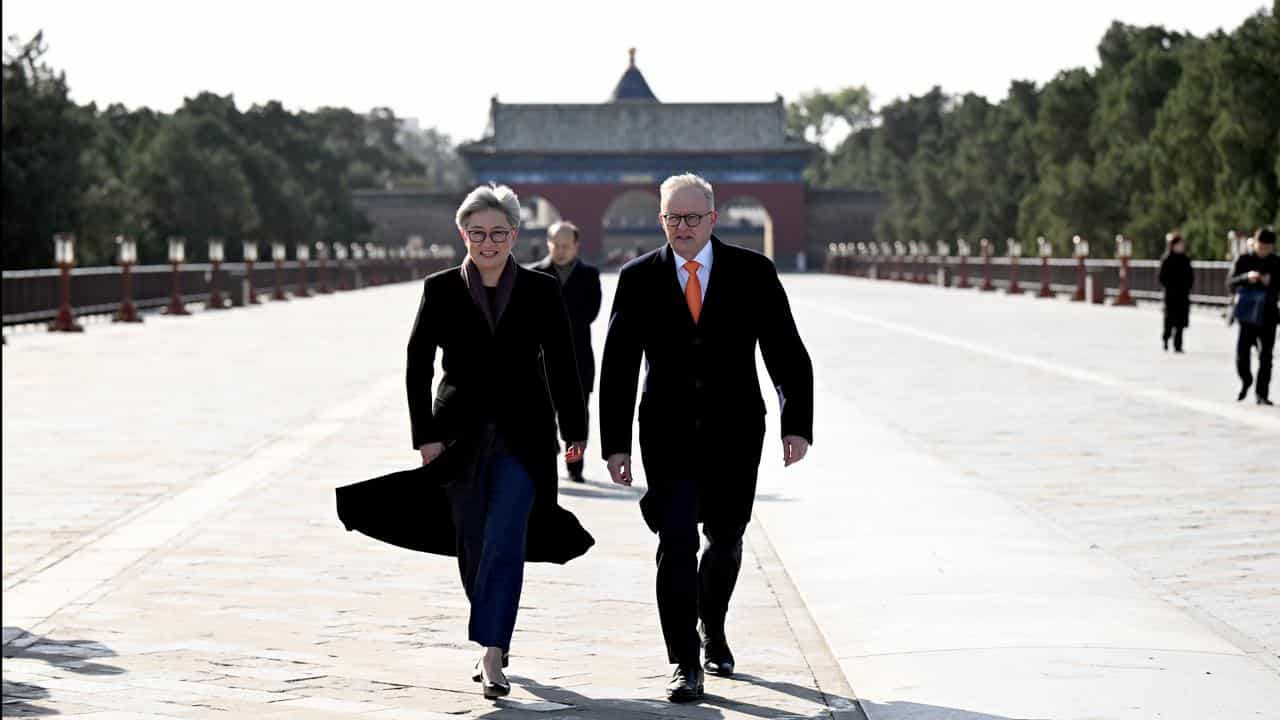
[529,221,602,482]
[1158,232,1193,353]
[1229,227,1278,405]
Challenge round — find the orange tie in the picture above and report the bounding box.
[684,260,702,323]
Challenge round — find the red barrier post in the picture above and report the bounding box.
[1006,237,1024,294]
[980,237,995,291]
[271,242,288,301]
[163,236,191,316]
[113,235,143,323]
[206,237,227,310]
[1112,234,1135,306]
[1071,235,1089,302]
[49,233,85,332]
[1036,236,1054,298]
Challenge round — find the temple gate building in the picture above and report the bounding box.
[354,50,881,270]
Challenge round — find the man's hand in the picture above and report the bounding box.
[566,441,587,462]
[782,435,809,467]
[607,453,633,486]
[1247,270,1261,283]
[419,442,445,466]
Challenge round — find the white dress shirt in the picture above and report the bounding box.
[673,240,714,302]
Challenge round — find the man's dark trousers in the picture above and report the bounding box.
[1237,322,1277,398]
[652,432,764,665]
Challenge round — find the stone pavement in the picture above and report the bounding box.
[2,283,856,719]
[753,276,1280,719]
[5,271,1279,719]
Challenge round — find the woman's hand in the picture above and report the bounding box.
[419,442,445,466]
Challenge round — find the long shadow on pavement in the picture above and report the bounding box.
[1,627,125,718]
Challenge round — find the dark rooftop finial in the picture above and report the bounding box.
[610,47,658,103]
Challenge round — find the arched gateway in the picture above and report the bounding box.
[458,50,815,269]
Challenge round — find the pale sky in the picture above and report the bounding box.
[3,0,1269,146]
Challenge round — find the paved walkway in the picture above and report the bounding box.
[2,283,855,719]
[756,276,1280,719]
[4,272,1279,719]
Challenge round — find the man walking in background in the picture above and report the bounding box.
[531,220,603,481]
[1229,227,1279,405]
[599,173,814,702]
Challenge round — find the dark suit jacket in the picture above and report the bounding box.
[1229,252,1280,326]
[599,236,814,531]
[336,262,593,564]
[530,257,603,393]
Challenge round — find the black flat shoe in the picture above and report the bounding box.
[1259,396,1274,406]
[666,664,704,703]
[472,653,510,683]
[568,472,586,483]
[703,641,735,677]
[1238,382,1252,401]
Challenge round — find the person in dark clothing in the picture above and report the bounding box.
[600,173,814,703]
[529,220,603,482]
[1229,227,1279,405]
[1158,232,1193,353]
[407,184,588,698]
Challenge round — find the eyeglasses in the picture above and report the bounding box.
[466,229,512,245]
[661,212,713,228]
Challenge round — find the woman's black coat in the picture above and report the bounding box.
[336,262,593,564]
[1159,253,1193,328]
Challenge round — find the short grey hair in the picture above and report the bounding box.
[659,173,715,211]
[456,183,521,229]
[547,220,580,242]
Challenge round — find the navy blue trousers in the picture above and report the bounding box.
[451,451,535,652]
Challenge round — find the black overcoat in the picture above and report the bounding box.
[336,262,593,564]
[1159,253,1194,329]
[529,257,603,392]
[599,237,814,532]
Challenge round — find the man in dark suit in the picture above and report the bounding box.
[530,221,603,481]
[599,173,814,702]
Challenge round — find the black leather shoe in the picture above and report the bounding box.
[568,471,586,483]
[482,675,510,700]
[666,665,704,703]
[1238,381,1252,401]
[472,652,510,683]
[703,639,735,677]
[1259,396,1274,406]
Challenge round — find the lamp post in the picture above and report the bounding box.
[163,236,191,315]
[49,233,84,332]
[295,242,312,297]
[206,237,227,309]
[316,241,333,293]
[980,237,995,291]
[1113,233,1135,306]
[113,235,142,323]
[334,242,350,290]
[1037,236,1054,298]
[894,241,906,281]
[1072,235,1089,302]
[271,241,288,300]
[351,242,365,288]
[957,238,971,288]
[936,240,951,286]
[243,240,262,304]
[1006,237,1024,295]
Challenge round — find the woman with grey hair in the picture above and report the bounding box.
[339,183,592,700]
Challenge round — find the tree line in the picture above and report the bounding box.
[788,7,1280,260]
[2,32,469,269]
